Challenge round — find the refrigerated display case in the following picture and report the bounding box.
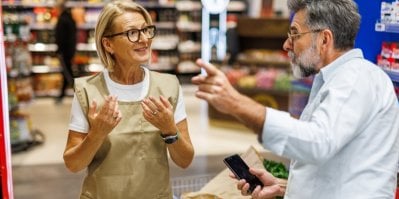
[0,2,14,198]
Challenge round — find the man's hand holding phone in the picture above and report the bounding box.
[223,154,286,199]
[236,167,286,199]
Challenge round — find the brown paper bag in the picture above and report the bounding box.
[182,146,288,199]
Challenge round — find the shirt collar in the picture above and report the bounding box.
[317,48,363,83]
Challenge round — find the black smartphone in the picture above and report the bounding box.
[223,154,264,193]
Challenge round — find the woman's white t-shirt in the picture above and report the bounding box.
[69,67,187,133]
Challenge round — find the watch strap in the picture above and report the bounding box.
[161,131,179,144]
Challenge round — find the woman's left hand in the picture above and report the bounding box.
[141,95,176,134]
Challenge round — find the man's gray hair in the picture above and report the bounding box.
[287,0,360,50]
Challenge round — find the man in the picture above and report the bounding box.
[191,0,399,198]
[55,0,77,104]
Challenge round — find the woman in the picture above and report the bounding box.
[63,1,194,198]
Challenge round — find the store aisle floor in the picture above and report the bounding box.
[11,85,266,198]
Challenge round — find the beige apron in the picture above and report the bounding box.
[74,71,179,199]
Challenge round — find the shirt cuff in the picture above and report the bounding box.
[262,107,292,156]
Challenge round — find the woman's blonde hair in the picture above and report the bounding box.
[95,0,153,71]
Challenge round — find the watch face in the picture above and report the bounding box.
[201,0,230,14]
[162,133,179,144]
[164,136,178,144]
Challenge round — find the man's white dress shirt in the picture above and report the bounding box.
[263,49,399,199]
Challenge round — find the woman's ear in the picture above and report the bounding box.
[102,37,114,54]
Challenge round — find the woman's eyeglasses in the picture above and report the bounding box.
[105,25,157,43]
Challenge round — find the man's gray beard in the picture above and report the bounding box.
[288,46,318,79]
[291,63,317,79]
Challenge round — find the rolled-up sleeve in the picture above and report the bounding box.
[262,67,375,164]
[262,108,292,156]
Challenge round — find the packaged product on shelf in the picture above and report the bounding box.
[84,8,102,27]
[393,60,399,71]
[380,42,392,59]
[289,78,313,118]
[14,78,34,102]
[377,54,392,69]
[381,2,393,24]
[223,66,247,86]
[9,112,33,145]
[392,42,399,59]
[255,68,277,90]
[33,73,63,96]
[273,70,291,91]
[14,41,33,75]
[237,75,257,89]
[33,7,54,24]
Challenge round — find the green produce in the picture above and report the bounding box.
[263,159,289,179]
[263,159,289,199]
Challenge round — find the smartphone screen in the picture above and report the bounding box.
[223,154,264,193]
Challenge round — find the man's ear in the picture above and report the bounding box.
[318,29,333,53]
[322,29,333,46]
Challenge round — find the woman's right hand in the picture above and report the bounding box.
[63,95,122,173]
[87,95,122,138]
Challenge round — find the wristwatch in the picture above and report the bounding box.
[161,131,179,144]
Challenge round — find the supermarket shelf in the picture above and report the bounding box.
[176,1,202,11]
[75,1,178,8]
[178,41,201,54]
[66,1,105,8]
[375,22,399,33]
[29,43,98,52]
[32,63,104,74]
[7,70,31,78]
[237,58,290,68]
[2,1,104,8]
[2,1,53,7]
[152,36,179,50]
[84,64,104,73]
[176,21,202,32]
[28,43,57,52]
[31,65,62,74]
[236,87,290,97]
[177,61,201,74]
[76,39,179,52]
[77,23,96,30]
[76,43,96,52]
[30,23,95,30]
[148,63,175,71]
[237,17,290,38]
[175,0,246,12]
[29,23,54,30]
[20,22,95,31]
[136,1,175,8]
[154,22,175,29]
[227,1,246,12]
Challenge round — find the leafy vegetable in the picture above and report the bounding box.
[263,159,289,179]
[263,159,289,199]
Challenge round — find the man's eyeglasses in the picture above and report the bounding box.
[105,25,156,43]
[287,29,323,42]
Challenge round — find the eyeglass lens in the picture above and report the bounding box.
[128,26,156,42]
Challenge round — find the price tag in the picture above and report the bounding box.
[375,22,386,32]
